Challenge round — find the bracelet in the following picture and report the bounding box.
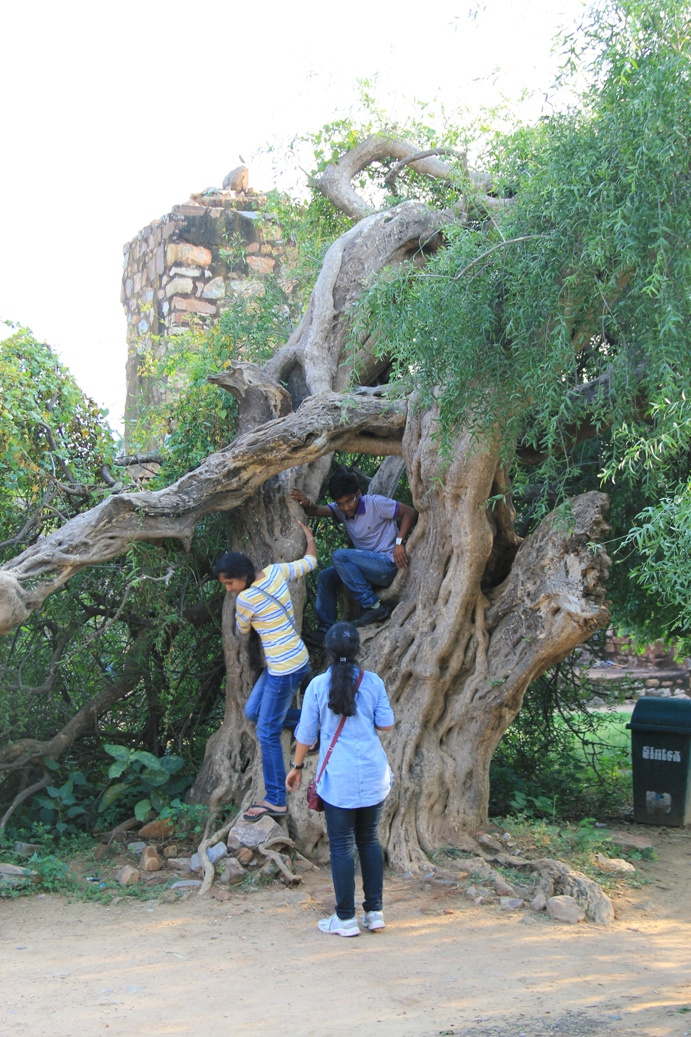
[303,498,313,509]
[291,761,305,770]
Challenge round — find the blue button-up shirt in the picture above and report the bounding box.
[294,667,395,809]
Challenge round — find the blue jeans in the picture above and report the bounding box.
[315,549,397,628]
[244,663,310,807]
[322,799,385,920]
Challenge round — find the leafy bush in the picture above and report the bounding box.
[99,745,189,823]
[490,656,632,820]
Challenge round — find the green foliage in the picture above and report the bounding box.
[351,0,691,649]
[99,745,188,823]
[0,326,117,551]
[158,798,209,839]
[33,761,90,837]
[622,481,691,653]
[0,528,226,840]
[490,656,632,820]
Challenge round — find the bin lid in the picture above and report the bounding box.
[627,695,691,733]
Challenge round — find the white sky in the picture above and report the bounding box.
[0,0,585,433]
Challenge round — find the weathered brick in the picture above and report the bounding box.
[165,276,194,298]
[171,296,216,315]
[166,242,213,267]
[246,255,275,275]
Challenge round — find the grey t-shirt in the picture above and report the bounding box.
[328,493,400,559]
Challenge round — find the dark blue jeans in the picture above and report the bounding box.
[316,549,397,628]
[244,663,309,807]
[322,799,385,920]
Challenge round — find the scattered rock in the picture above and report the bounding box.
[138,818,174,840]
[491,874,518,896]
[0,862,34,887]
[127,841,147,855]
[547,895,585,924]
[233,847,253,867]
[140,846,163,872]
[115,865,140,887]
[143,872,170,886]
[190,843,227,871]
[169,879,202,890]
[13,842,40,857]
[476,831,503,852]
[212,889,231,902]
[530,892,548,912]
[594,853,636,874]
[531,858,615,925]
[229,814,284,848]
[218,858,246,886]
[499,897,524,911]
[162,844,179,859]
[166,857,192,872]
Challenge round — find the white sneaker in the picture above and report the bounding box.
[318,913,360,937]
[362,910,385,931]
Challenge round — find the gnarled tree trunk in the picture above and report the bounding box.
[0,138,612,869]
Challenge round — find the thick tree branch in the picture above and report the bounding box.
[316,132,491,221]
[0,391,406,633]
[383,147,466,187]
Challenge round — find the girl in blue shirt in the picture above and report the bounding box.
[286,622,395,937]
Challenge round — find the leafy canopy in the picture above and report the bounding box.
[355,0,691,644]
[0,327,117,551]
[363,0,691,468]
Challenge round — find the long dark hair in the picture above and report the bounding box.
[213,552,256,587]
[325,622,361,717]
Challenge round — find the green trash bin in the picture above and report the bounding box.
[627,697,691,826]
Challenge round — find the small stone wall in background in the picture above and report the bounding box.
[121,166,295,444]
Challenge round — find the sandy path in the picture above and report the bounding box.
[1,827,690,1037]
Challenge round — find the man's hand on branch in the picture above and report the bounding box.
[290,488,312,509]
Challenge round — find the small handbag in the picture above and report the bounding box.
[306,670,363,811]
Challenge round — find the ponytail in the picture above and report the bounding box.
[325,622,361,717]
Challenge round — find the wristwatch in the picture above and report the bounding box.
[291,761,305,770]
[395,537,403,546]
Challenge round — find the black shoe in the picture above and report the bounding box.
[308,735,320,755]
[302,627,326,649]
[353,602,393,628]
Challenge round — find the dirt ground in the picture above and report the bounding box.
[1,824,690,1037]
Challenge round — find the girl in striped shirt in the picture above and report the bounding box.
[215,522,317,821]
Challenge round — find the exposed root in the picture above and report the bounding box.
[257,842,301,885]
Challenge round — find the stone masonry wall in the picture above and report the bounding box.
[121,169,294,443]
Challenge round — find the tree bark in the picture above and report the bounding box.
[0,136,614,869]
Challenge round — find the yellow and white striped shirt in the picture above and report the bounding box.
[235,555,316,675]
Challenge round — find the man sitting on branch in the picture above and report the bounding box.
[290,472,417,642]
